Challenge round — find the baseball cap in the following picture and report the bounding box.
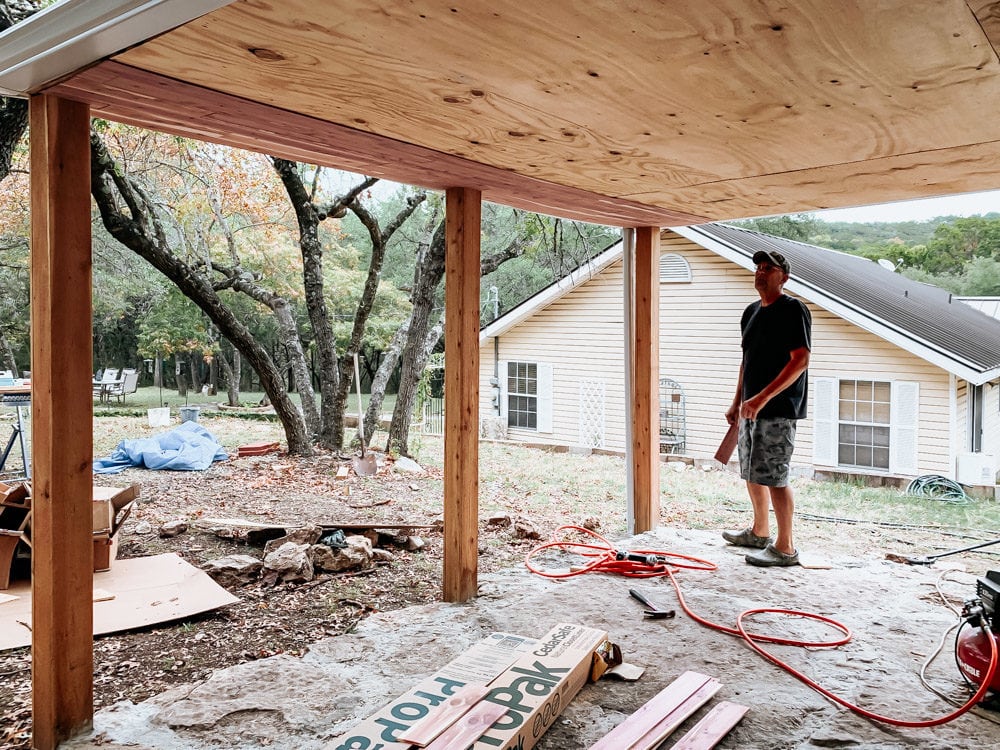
[752,250,790,274]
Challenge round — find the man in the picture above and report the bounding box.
[722,249,811,567]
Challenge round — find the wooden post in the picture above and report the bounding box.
[631,226,660,533]
[29,94,94,748]
[443,187,481,602]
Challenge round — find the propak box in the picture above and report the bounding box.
[327,623,609,750]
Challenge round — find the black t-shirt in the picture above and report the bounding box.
[740,294,811,419]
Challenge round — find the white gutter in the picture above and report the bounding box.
[0,0,233,97]
[675,225,1000,386]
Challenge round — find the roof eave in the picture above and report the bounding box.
[0,0,232,97]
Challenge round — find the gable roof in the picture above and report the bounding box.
[483,224,1000,385]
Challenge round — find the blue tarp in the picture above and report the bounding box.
[93,421,229,475]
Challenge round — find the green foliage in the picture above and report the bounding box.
[733,213,820,242]
[137,288,212,357]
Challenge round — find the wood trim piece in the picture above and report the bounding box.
[588,671,715,750]
[668,701,749,750]
[424,699,508,750]
[29,93,94,749]
[631,226,660,533]
[45,61,706,229]
[399,684,491,746]
[630,679,722,750]
[443,187,481,602]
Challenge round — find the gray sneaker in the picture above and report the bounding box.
[746,544,800,567]
[722,528,771,549]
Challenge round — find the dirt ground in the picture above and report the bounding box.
[3,419,1000,749]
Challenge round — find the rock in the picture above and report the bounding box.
[432,514,445,530]
[159,520,188,538]
[263,525,323,555]
[487,512,512,528]
[392,456,424,474]
[133,521,152,534]
[203,555,262,587]
[262,542,314,582]
[513,518,541,540]
[310,535,373,573]
[372,548,395,562]
[581,516,601,531]
[406,535,425,552]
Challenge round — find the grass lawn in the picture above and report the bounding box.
[94,385,396,415]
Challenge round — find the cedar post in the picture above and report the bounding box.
[29,94,94,748]
[631,226,660,533]
[443,187,481,602]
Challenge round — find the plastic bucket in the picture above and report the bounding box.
[179,406,200,423]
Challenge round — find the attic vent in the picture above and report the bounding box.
[659,253,692,283]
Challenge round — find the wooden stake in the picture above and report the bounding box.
[631,226,660,533]
[668,701,749,750]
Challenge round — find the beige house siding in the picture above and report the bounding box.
[480,232,964,480]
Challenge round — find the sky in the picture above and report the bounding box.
[809,189,1000,223]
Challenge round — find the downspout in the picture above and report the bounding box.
[494,335,500,415]
[623,227,636,534]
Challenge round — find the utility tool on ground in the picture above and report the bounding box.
[351,353,377,476]
[957,570,1000,697]
[628,588,675,619]
[891,536,1000,565]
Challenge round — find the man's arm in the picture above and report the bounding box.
[725,363,744,425]
[739,347,810,420]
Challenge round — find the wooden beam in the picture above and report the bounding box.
[631,226,660,534]
[443,187,481,602]
[29,94,94,748]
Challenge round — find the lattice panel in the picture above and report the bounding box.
[579,379,606,449]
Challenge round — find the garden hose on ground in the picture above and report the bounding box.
[906,475,970,504]
[525,525,997,728]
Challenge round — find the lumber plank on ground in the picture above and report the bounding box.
[668,700,749,750]
[398,684,490,747]
[629,678,722,750]
[588,671,715,750]
[423,699,508,750]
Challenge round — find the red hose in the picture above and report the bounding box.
[525,524,998,727]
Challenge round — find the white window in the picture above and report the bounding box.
[499,360,553,433]
[814,377,918,474]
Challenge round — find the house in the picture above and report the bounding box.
[480,224,1000,486]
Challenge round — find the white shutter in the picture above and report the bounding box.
[812,377,838,466]
[498,361,508,421]
[891,381,920,475]
[536,363,553,433]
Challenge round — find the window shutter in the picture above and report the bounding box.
[498,361,508,420]
[812,377,838,466]
[890,381,920,475]
[536,363,553,433]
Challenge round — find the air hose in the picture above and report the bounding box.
[524,524,998,728]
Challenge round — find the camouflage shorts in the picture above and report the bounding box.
[738,417,797,487]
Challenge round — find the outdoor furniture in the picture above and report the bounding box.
[93,368,121,403]
[0,482,31,590]
[105,369,139,404]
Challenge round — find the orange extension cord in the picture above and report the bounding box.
[524,524,998,728]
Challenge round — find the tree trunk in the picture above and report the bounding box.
[388,222,446,455]
[218,346,241,407]
[0,331,18,377]
[208,355,218,396]
[175,356,188,398]
[364,321,409,444]
[189,353,203,393]
[91,132,312,455]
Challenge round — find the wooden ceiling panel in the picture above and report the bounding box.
[70,0,1000,223]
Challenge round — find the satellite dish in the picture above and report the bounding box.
[877,259,896,272]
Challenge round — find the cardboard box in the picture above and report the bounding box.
[327,632,540,750]
[471,623,609,750]
[326,623,610,750]
[93,533,119,573]
[92,485,138,534]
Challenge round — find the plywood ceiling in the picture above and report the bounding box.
[47,0,1000,226]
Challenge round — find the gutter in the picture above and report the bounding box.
[0,0,233,97]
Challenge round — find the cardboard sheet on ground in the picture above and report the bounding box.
[0,553,239,651]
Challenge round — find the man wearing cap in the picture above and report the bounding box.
[722,249,811,567]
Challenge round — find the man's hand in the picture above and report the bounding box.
[740,394,768,420]
[725,402,739,425]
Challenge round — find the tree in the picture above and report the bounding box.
[89,128,315,454]
[731,213,820,243]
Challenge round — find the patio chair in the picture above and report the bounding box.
[107,369,139,403]
[93,368,120,401]
[0,482,30,590]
